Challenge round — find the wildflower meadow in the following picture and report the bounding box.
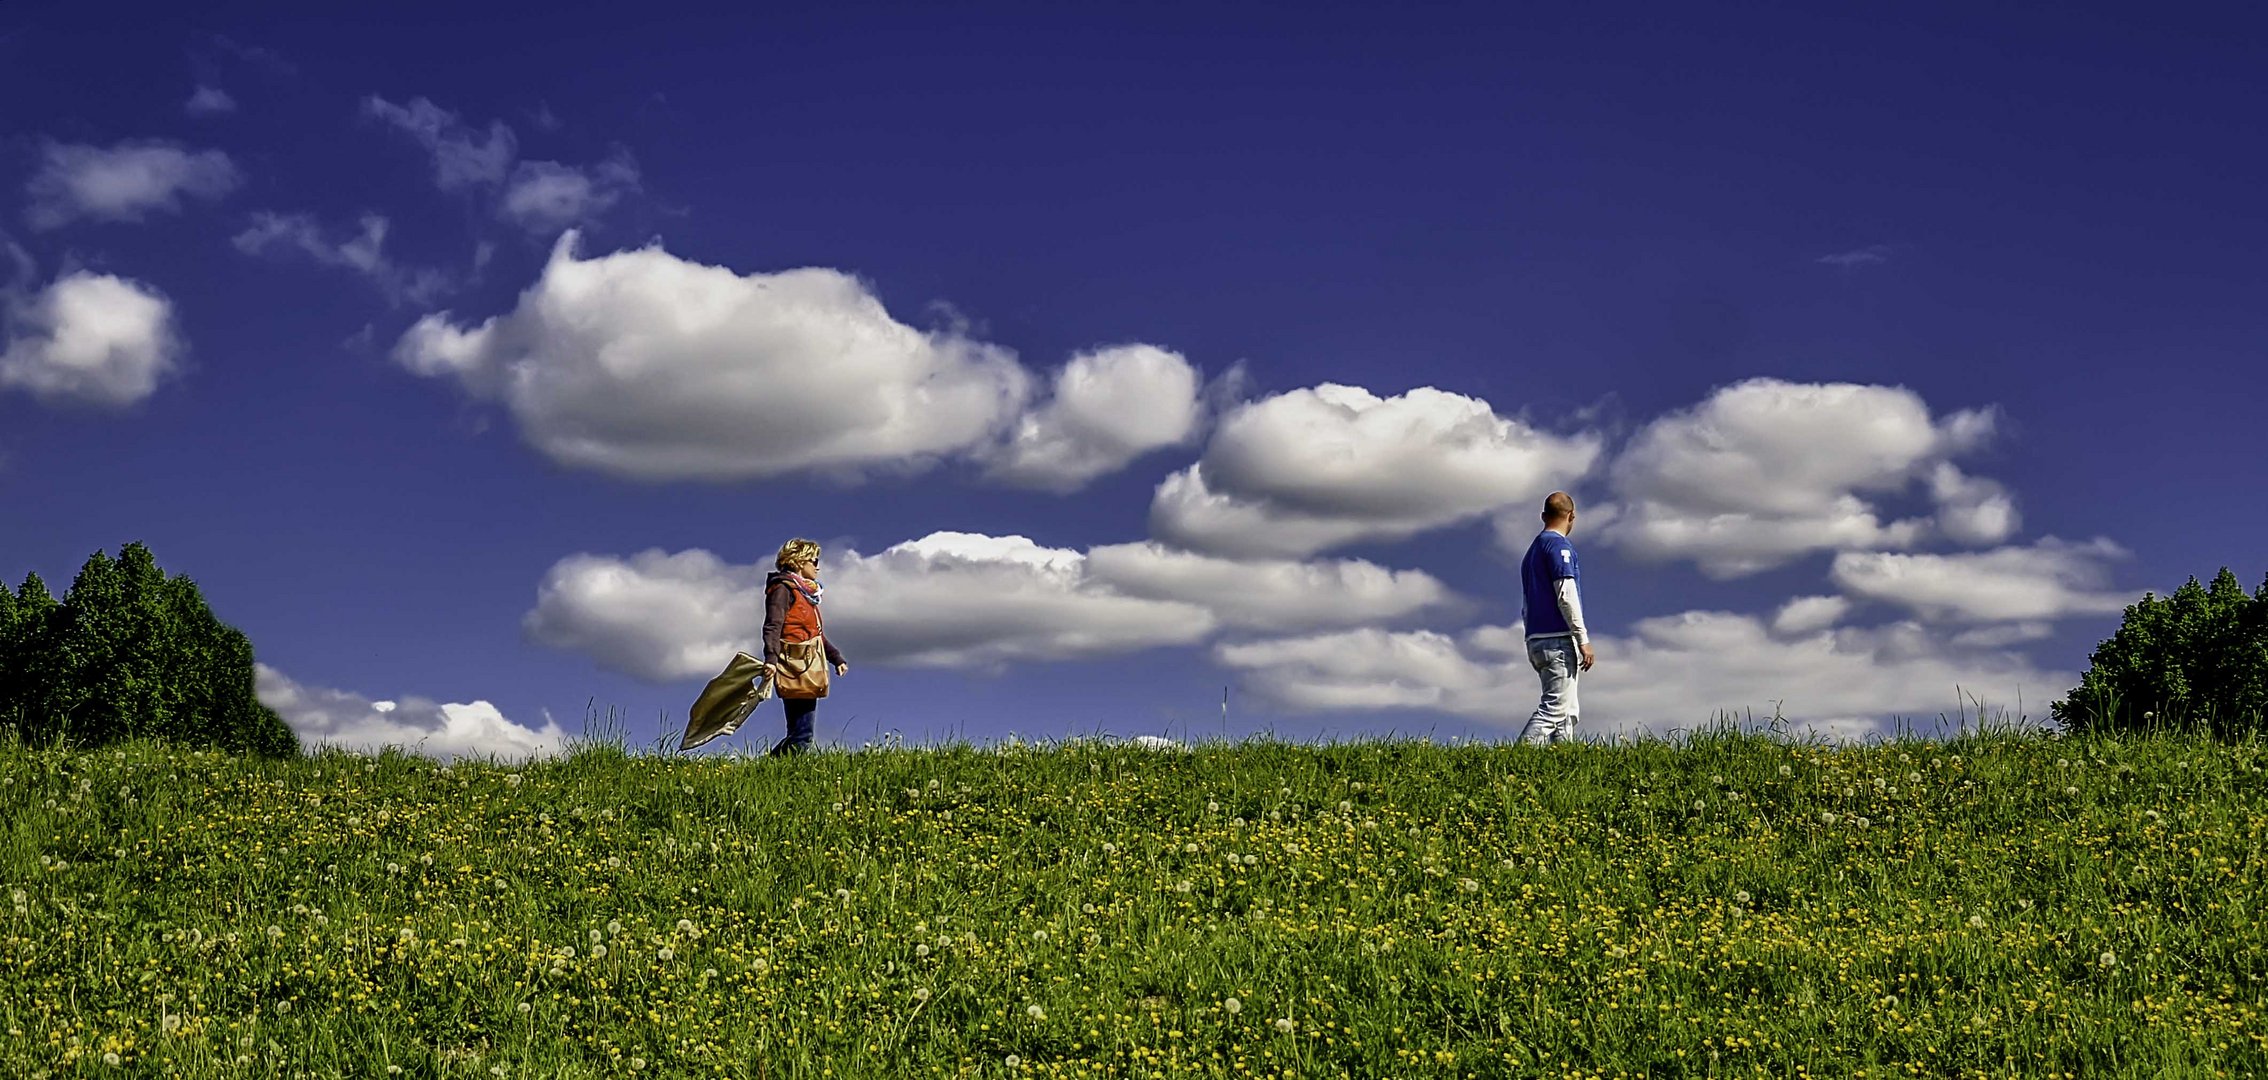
[2,731,2263,1078]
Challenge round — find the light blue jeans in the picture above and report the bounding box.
[1520,636,1580,745]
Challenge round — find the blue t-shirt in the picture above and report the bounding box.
[1521,530,1580,637]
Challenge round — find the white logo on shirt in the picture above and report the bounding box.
[1560,550,1571,562]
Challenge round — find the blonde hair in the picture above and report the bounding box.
[775,538,822,573]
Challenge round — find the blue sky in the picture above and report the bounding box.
[3,1,2262,757]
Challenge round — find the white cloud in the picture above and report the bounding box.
[526,536,1208,678]
[824,533,1214,668]
[1152,384,1603,557]
[1,271,182,408]
[1215,610,2076,740]
[1602,378,2006,576]
[25,141,240,229]
[1082,541,1458,630]
[394,233,1033,480]
[255,664,569,761]
[983,344,1206,491]
[499,156,641,235]
[1771,595,1851,636]
[185,86,238,117]
[1817,245,1891,269]
[363,95,517,190]
[525,532,1459,679]
[1829,538,2137,624]
[232,212,451,305]
[1928,463,2020,545]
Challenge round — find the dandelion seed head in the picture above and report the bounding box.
[1223,997,1242,1014]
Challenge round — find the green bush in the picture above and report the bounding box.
[2053,567,2268,736]
[0,543,297,756]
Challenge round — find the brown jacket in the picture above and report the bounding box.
[763,573,846,668]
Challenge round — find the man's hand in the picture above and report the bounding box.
[834,664,850,677]
[1578,642,1596,671]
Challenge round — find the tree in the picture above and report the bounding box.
[0,544,298,756]
[0,572,59,735]
[2053,568,2268,738]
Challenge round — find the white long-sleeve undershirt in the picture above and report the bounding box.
[1553,577,1589,645]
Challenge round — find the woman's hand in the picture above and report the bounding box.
[834,664,850,677]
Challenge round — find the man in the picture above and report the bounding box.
[1519,491,1594,745]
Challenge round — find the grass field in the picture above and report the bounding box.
[2,729,2263,1078]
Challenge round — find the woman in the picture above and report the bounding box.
[762,538,848,755]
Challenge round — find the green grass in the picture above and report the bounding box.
[2,730,2264,1079]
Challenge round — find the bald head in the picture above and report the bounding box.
[1541,491,1576,531]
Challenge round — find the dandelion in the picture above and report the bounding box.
[835,888,852,902]
[1032,929,1048,943]
[1820,811,1838,824]
[1223,997,1242,1015]
[607,919,623,936]
[1027,1004,1046,1021]
[1176,880,1193,894]
[1907,772,1922,784]
[1101,842,1118,855]
[628,1058,645,1072]
[2065,787,2082,797]
[676,919,695,933]
[1457,878,1479,893]
[752,958,769,974]
[1734,890,1752,905]
[161,1013,182,1034]
[1005,1056,1022,1069]
[1184,842,1200,854]
[1208,801,1221,813]
[915,944,931,958]
[590,944,607,959]
[912,987,930,1002]
[656,947,674,962]
[1968,914,1987,929]
[1338,800,1353,813]
[1778,765,1793,777]
[105,1052,122,1066]
[518,1002,532,1014]
[1275,1017,1296,1034]
[1243,853,1259,867]
[388,1068,403,1076]
[2100,951,2118,968]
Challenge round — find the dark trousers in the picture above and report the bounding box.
[769,696,818,756]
